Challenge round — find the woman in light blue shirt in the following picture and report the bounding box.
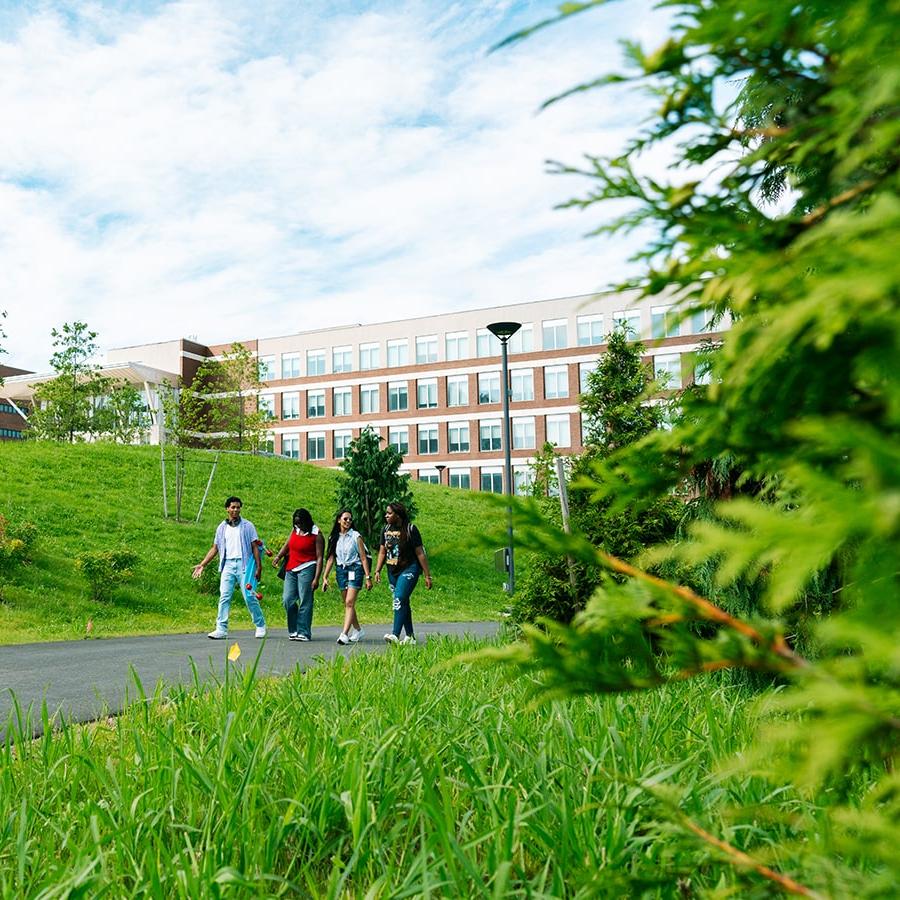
[322,509,371,645]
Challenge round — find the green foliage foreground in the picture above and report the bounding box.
[0,637,879,898]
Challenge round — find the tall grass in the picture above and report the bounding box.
[0,637,871,897]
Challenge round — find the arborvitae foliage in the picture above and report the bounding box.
[333,427,415,553]
[489,1,900,895]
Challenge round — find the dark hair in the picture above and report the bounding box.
[292,508,314,532]
[225,496,242,508]
[386,501,412,547]
[326,508,353,560]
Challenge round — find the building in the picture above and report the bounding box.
[3,291,725,488]
[0,365,33,441]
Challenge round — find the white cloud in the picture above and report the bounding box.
[0,0,672,371]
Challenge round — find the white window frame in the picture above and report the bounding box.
[307,431,326,461]
[282,391,301,420]
[281,353,301,379]
[542,318,567,351]
[479,419,502,451]
[387,339,408,368]
[258,394,275,420]
[333,429,353,459]
[258,355,276,381]
[509,324,534,354]
[332,345,353,373]
[447,375,468,407]
[448,422,470,453]
[652,305,680,339]
[445,331,469,361]
[510,369,534,402]
[654,353,682,388]
[613,309,641,337]
[307,389,325,418]
[389,426,409,455]
[333,386,352,417]
[480,467,503,493]
[306,349,326,376]
[449,469,471,489]
[359,342,380,370]
[418,425,439,455]
[360,384,379,414]
[512,416,536,450]
[546,413,571,448]
[476,328,500,358]
[478,372,501,404]
[577,314,604,346]
[415,334,438,365]
[544,365,569,399]
[282,434,300,460]
[417,378,438,409]
[388,381,408,412]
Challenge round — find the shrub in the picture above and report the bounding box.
[0,515,37,571]
[74,549,139,602]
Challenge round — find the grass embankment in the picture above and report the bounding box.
[1,636,869,898]
[0,443,507,644]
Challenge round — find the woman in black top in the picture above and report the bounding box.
[373,501,432,645]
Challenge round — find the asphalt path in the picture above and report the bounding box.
[0,621,499,740]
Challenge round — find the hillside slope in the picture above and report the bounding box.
[0,443,509,644]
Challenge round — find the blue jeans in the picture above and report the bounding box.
[283,566,315,638]
[388,561,420,638]
[216,558,266,633]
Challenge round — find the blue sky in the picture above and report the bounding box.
[0,0,673,371]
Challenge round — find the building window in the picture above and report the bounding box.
[694,357,713,385]
[418,425,438,455]
[388,382,408,412]
[306,349,325,376]
[480,467,503,493]
[546,414,571,447]
[614,309,641,337]
[579,361,598,393]
[478,372,501,404]
[542,318,567,350]
[577,315,604,346]
[261,432,275,454]
[479,420,502,451]
[258,394,275,420]
[447,375,468,407]
[417,378,438,409]
[476,328,500,358]
[282,435,300,460]
[389,426,409,455]
[359,342,380,370]
[307,432,326,461]
[652,306,680,339]
[544,365,569,399]
[445,331,469,361]
[509,324,534,354]
[387,339,408,368]
[282,392,300,420]
[281,353,300,379]
[333,387,352,416]
[654,353,682,388]
[416,335,438,364]
[418,469,440,484]
[514,467,535,496]
[690,306,711,334]
[334,430,353,459]
[510,369,534,402]
[360,384,379,414]
[449,423,470,453]
[307,389,325,418]
[512,416,536,450]
[449,469,471,489]
[258,355,276,381]
[333,345,353,373]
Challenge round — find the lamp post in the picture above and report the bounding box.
[487,321,521,593]
[435,464,446,485]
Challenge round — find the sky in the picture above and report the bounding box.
[0,0,673,373]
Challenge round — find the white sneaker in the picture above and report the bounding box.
[207,630,227,640]
[349,628,365,643]
[336,633,349,645]
[400,636,417,646]
[255,626,267,639]
[383,633,399,644]
[297,634,310,642]
[289,632,299,641]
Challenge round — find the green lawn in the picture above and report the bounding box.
[1,636,874,898]
[0,443,509,644]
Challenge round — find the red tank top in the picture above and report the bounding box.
[287,528,318,569]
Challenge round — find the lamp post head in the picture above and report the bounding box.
[487,321,521,343]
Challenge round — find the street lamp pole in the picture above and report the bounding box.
[488,321,521,594]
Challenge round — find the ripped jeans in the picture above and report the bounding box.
[387,561,420,638]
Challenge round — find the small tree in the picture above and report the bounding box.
[334,427,415,552]
[30,322,110,443]
[94,381,151,444]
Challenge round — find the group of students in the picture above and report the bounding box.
[192,496,432,646]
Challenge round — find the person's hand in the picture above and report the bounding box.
[255,566,261,580]
[365,575,373,591]
[322,578,329,592]
[424,574,433,590]
[264,548,274,558]
[192,564,204,580]
[312,578,320,592]
[374,571,382,585]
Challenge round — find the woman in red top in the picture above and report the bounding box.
[273,508,324,641]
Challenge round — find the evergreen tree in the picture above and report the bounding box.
[334,428,415,553]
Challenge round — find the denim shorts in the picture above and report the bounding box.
[335,562,364,591]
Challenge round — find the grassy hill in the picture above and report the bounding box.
[0,442,509,644]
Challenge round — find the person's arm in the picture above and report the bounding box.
[373,546,387,584]
[357,535,372,590]
[322,552,335,591]
[272,536,290,568]
[414,544,433,589]
[192,544,218,579]
[312,532,325,591]
[252,540,261,580]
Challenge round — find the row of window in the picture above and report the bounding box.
[259,354,693,421]
[415,467,537,494]
[272,414,574,463]
[0,403,29,416]
[0,428,24,438]
[257,307,711,380]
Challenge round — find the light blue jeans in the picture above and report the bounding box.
[216,558,266,633]
[283,566,316,639]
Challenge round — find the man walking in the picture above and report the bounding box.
[193,496,267,639]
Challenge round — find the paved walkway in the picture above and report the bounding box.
[0,621,499,740]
